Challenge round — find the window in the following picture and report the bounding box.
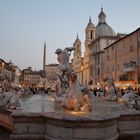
[107,55,109,61]
[130,73,133,80]
[129,45,133,52]
[106,48,108,53]
[98,68,100,75]
[118,64,120,70]
[119,74,129,81]
[90,65,93,76]
[90,30,93,39]
[112,64,115,71]
[77,45,79,52]
[86,32,88,39]
[106,66,110,73]
[129,36,132,41]
[94,46,97,54]
[95,67,98,75]
[112,46,114,51]
[139,58,140,66]
[98,55,100,64]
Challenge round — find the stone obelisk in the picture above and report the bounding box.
[43,42,46,71]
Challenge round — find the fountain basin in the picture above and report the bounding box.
[10,111,120,140]
[9,94,140,140]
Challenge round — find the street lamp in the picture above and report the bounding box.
[2,63,4,69]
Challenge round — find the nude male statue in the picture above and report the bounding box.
[55,47,75,77]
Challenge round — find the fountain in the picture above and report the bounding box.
[0,48,140,140]
[53,47,92,112]
[0,70,21,111]
[0,70,21,139]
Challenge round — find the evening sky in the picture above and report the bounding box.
[0,0,140,70]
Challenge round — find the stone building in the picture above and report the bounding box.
[72,8,119,85]
[8,62,22,87]
[104,28,140,86]
[45,64,58,81]
[88,8,119,84]
[0,59,16,85]
[22,67,44,87]
[83,17,95,85]
[88,8,119,83]
[72,17,95,85]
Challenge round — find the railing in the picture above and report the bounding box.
[123,61,136,72]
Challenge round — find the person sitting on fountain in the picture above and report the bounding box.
[87,80,94,97]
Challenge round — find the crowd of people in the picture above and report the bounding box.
[87,80,140,109]
[0,79,52,111]
[88,83,140,98]
[0,77,140,111]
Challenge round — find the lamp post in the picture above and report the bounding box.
[2,63,4,69]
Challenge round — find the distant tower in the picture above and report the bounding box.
[43,42,46,71]
[83,17,95,85]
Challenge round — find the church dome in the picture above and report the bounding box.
[95,8,116,37]
[96,23,116,37]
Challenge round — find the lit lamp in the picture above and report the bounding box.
[2,63,4,69]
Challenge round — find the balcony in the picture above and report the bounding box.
[123,61,136,72]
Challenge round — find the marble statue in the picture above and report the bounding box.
[55,47,74,76]
[118,86,140,109]
[54,74,62,97]
[54,47,92,112]
[105,77,117,101]
[0,72,21,111]
[55,47,74,94]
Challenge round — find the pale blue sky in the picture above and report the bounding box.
[0,0,140,70]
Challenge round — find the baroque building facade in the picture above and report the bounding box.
[88,8,120,83]
[83,17,95,85]
[22,67,45,87]
[45,64,58,81]
[71,35,83,84]
[104,28,140,86]
[72,17,95,85]
[72,8,119,85]
[72,8,140,87]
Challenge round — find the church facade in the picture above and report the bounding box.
[72,8,119,85]
[71,35,83,84]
